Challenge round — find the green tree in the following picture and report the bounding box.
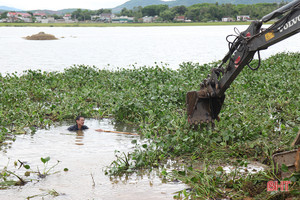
[72,9,82,20]
[82,10,91,21]
[120,8,133,17]
[171,6,187,15]
[160,10,175,22]
[142,4,168,16]
[0,11,8,19]
[132,6,143,22]
[51,14,62,20]
[71,9,94,21]
[96,8,112,15]
[27,11,33,16]
[221,4,238,18]
[186,7,201,21]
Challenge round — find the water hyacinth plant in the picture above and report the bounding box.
[0,156,63,189]
[0,52,299,198]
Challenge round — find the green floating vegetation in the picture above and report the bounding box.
[1,156,62,189]
[0,52,299,198]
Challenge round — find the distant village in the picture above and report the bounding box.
[0,2,286,24]
[0,11,251,24]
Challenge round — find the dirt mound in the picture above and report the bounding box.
[25,32,58,40]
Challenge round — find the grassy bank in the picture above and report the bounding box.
[0,21,253,27]
[0,52,299,198]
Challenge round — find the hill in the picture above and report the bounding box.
[112,0,293,13]
[28,8,79,15]
[0,6,76,15]
[0,1,293,15]
[0,6,22,11]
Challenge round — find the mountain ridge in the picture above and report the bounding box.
[0,6,22,11]
[1,0,293,14]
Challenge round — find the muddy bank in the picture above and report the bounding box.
[25,32,58,40]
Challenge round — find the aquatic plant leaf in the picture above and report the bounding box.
[24,171,30,176]
[161,170,168,176]
[0,180,17,187]
[290,189,300,195]
[131,139,137,144]
[24,165,30,169]
[41,157,50,164]
[216,166,224,172]
[178,170,186,176]
[281,164,288,172]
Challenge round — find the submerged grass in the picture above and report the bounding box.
[0,52,299,198]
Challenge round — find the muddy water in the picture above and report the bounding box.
[0,119,186,199]
[2,26,300,74]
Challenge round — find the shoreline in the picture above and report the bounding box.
[0,21,257,27]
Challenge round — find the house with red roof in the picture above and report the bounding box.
[237,15,250,21]
[33,12,47,23]
[63,14,72,22]
[7,12,32,22]
[174,16,185,22]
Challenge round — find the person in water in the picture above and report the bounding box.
[68,116,89,131]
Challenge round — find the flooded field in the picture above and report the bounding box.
[0,119,186,199]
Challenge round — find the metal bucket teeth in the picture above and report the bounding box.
[187,91,225,125]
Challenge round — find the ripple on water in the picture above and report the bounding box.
[0,119,187,200]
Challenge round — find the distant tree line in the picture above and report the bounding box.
[71,8,112,21]
[0,2,283,22]
[117,2,287,22]
[72,3,287,22]
[1,3,285,22]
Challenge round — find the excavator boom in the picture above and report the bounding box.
[187,0,300,125]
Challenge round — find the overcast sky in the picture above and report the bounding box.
[0,0,130,10]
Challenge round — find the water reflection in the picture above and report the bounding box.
[112,120,137,133]
[0,119,187,200]
[109,169,169,185]
[75,130,84,145]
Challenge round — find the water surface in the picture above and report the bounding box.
[1,26,299,74]
[0,119,186,199]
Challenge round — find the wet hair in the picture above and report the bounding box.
[75,116,84,122]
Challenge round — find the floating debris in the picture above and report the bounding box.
[25,32,58,40]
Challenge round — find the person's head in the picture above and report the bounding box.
[75,116,85,127]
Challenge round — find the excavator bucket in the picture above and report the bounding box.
[186,90,225,125]
[273,131,300,178]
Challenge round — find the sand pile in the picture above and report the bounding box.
[25,32,58,40]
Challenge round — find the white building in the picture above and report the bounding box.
[34,13,46,23]
[112,16,134,23]
[63,14,72,22]
[222,17,234,22]
[237,15,250,21]
[91,13,116,23]
[142,16,153,23]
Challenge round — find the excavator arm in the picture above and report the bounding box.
[187,0,300,125]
